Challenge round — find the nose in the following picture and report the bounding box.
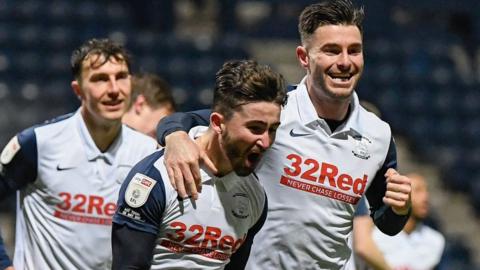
[256,132,272,150]
[107,77,120,96]
[337,51,352,70]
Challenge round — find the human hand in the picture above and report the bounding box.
[164,131,217,200]
[4,266,14,270]
[383,168,411,215]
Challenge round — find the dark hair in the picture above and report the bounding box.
[70,38,131,80]
[131,73,176,111]
[298,0,364,45]
[213,60,287,119]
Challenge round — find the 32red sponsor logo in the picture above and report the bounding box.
[284,153,368,195]
[165,221,245,253]
[56,192,116,216]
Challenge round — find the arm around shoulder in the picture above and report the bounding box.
[156,109,211,146]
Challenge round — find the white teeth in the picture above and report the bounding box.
[332,77,350,82]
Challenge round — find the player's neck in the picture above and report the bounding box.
[196,130,232,177]
[403,217,417,234]
[81,111,122,152]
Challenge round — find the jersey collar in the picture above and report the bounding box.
[201,169,250,193]
[75,109,122,164]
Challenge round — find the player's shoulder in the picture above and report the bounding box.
[355,102,392,147]
[31,112,75,135]
[373,226,402,242]
[420,224,445,244]
[122,125,158,147]
[128,149,165,180]
[22,112,75,141]
[1,113,75,164]
[120,150,167,207]
[358,105,390,130]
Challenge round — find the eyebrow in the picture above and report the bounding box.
[246,120,267,125]
[246,120,281,127]
[321,42,362,49]
[89,70,129,81]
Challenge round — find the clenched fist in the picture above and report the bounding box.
[383,168,411,215]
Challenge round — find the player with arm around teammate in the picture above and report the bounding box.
[0,38,157,270]
[111,60,287,270]
[155,1,412,269]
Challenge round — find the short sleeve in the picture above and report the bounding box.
[113,150,167,235]
[0,127,38,195]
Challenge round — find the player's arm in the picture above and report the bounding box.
[353,198,391,270]
[156,109,217,200]
[156,109,211,146]
[0,128,38,198]
[112,151,167,270]
[0,129,37,270]
[112,224,157,270]
[365,137,411,236]
[225,195,268,270]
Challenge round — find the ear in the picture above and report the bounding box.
[133,95,147,115]
[71,80,83,100]
[296,45,309,69]
[210,112,224,135]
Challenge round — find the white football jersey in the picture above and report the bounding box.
[245,78,394,270]
[1,110,157,270]
[372,224,445,270]
[113,127,267,269]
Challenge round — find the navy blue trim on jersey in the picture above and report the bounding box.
[0,112,75,198]
[354,196,369,217]
[0,126,38,198]
[112,223,157,270]
[225,193,268,270]
[366,136,410,235]
[0,231,12,270]
[113,150,167,235]
[156,109,210,146]
[41,113,75,126]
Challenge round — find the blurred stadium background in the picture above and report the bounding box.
[0,0,479,268]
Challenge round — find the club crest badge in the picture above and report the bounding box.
[352,136,371,160]
[231,193,250,219]
[125,173,157,208]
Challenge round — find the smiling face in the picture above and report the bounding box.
[297,24,364,102]
[219,101,281,176]
[72,54,131,127]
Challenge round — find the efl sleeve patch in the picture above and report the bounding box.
[0,136,20,165]
[125,173,157,208]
